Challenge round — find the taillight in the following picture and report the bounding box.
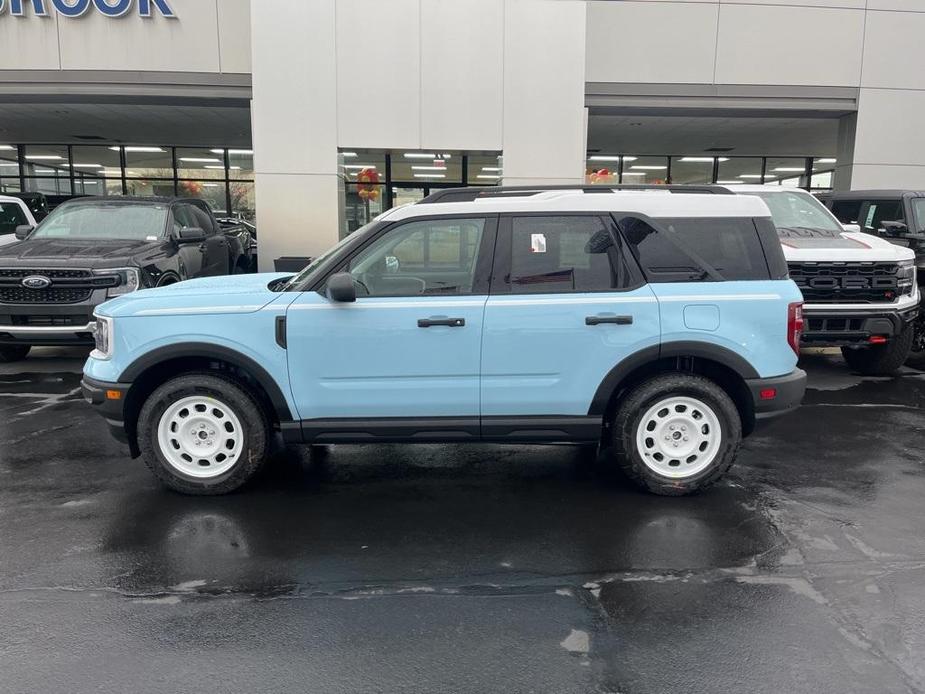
[787,302,804,356]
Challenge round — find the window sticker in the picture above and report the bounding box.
[530,233,547,253]
[865,205,877,229]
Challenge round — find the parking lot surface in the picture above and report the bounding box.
[1,348,924,694]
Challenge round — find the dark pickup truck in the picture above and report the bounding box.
[0,196,254,362]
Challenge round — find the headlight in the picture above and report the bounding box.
[898,260,916,296]
[93,267,141,298]
[92,315,113,360]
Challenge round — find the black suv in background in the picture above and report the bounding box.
[0,196,254,362]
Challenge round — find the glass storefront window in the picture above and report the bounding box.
[810,158,836,191]
[225,149,254,180]
[344,183,385,233]
[468,154,503,184]
[176,147,226,180]
[126,178,176,197]
[622,155,668,184]
[340,151,386,187]
[715,157,763,185]
[0,145,20,179]
[764,158,808,187]
[22,145,69,179]
[122,146,173,179]
[670,156,716,184]
[178,180,228,215]
[585,155,621,184]
[390,151,462,184]
[0,179,21,193]
[230,181,255,222]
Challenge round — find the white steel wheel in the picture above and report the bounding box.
[635,395,722,479]
[156,395,244,479]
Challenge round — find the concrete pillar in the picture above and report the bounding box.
[833,112,856,191]
[250,0,340,271]
[501,0,587,186]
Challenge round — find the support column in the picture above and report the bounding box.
[501,0,587,186]
[251,0,340,271]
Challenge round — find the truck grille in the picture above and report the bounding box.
[788,262,901,304]
[0,268,115,305]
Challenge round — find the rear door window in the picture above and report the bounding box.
[830,200,863,224]
[859,200,905,233]
[617,215,771,282]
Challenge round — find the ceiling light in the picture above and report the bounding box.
[114,146,164,153]
[588,156,621,162]
[203,183,220,187]
[0,145,14,150]
[72,163,103,168]
[180,157,221,163]
[716,180,741,184]
[0,163,18,168]
[414,173,445,178]
[102,170,123,175]
[481,167,502,172]
[404,153,436,159]
[621,172,646,177]
[210,148,253,155]
[476,174,500,179]
[411,165,447,171]
[738,175,763,179]
[25,155,64,160]
[34,168,55,174]
[773,167,805,172]
[343,164,376,170]
[631,165,667,170]
[817,158,836,164]
[679,157,728,163]
[340,152,358,158]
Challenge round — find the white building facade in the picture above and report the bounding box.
[1,0,924,267]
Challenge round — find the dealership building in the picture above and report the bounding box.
[1,0,924,268]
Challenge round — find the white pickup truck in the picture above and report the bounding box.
[723,186,918,375]
[0,195,39,248]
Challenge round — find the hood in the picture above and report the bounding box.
[777,227,915,263]
[97,272,294,318]
[0,237,161,267]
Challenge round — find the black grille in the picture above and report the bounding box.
[0,268,92,280]
[0,287,92,304]
[788,262,901,304]
[0,314,90,327]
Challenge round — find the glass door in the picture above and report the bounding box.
[392,186,427,207]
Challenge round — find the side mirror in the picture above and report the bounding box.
[14,225,33,240]
[173,226,206,244]
[325,272,357,303]
[880,220,908,237]
[841,223,861,233]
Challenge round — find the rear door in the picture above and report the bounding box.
[480,213,660,433]
[188,202,229,275]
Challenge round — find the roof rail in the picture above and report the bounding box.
[419,184,734,204]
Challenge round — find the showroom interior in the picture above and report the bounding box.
[1,0,922,268]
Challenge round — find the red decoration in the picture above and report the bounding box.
[588,168,616,184]
[356,167,380,202]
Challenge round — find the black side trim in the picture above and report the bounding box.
[275,315,287,349]
[119,342,293,421]
[481,415,602,442]
[588,341,760,415]
[748,368,806,420]
[81,377,133,451]
[301,417,481,443]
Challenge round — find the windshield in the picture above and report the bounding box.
[751,191,843,233]
[284,221,378,289]
[31,204,168,241]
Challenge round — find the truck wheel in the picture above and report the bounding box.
[841,326,914,376]
[137,372,269,495]
[610,373,742,496]
[0,345,30,362]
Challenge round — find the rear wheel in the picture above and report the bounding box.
[841,325,913,376]
[137,372,269,495]
[610,373,741,496]
[0,345,30,362]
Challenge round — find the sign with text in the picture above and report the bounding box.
[0,0,176,18]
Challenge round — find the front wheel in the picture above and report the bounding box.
[610,373,742,496]
[841,325,914,376]
[0,345,30,362]
[137,373,269,495]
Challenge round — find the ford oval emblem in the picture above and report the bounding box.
[22,275,52,290]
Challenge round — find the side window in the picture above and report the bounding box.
[860,200,905,233]
[619,216,770,282]
[507,215,633,293]
[172,204,197,233]
[0,202,27,236]
[831,200,862,224]
[345,217,487,297]
[190,204,214,234]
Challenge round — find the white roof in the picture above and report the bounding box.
[382,190,772,222]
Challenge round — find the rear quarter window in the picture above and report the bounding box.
[617,215,772,282]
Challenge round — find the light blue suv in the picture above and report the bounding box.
[82,190,806,496]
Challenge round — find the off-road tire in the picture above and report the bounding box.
[611,373,742,496]
[841,325,914,376]
[0,345,30,362]
[137,372,269,495]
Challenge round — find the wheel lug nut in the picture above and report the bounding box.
[681,426,686,431]
[683,436,689,442]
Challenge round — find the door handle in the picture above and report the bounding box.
[585,315,633,326]
[417,317,465,328]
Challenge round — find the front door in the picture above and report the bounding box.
[480,214,660,421]
[285,215,497,423]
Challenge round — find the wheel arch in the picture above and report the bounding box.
[591,342,758,437]
[118,343,293,456]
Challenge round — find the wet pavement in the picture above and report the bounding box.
[1,347,924,693]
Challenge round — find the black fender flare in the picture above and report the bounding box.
[588,341,759,416]
[118,342,292,421]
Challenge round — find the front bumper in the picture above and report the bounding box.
[746,368,807,421]
[801,303,919,346]
[81,376,131,447]
[0,302,98,346]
